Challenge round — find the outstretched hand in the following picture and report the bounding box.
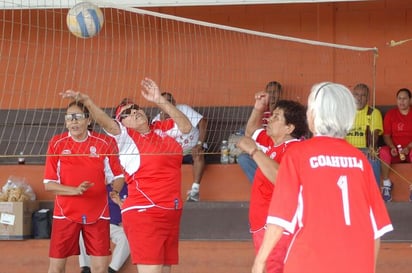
[60,90,89,102]
[141,77,162,103]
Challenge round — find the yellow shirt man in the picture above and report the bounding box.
[345,83,383,189]
[346,104,383,148]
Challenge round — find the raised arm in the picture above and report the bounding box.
[61,90,121,135]
[245,91,269,137]
[141,77,192,134]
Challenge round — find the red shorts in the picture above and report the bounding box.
[49,218,110,258]
[253,228,292,273]
[122,207,182,265]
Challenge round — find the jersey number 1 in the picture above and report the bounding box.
[337,175,351,226]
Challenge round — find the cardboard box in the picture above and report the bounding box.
[0,201,39,240]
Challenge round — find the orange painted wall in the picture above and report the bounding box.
[0,0,410,109]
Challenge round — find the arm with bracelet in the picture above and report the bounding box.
[237,137,279,184]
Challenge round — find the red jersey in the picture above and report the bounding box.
[109,122,183,212]
[267,136,393,273]
[44,131,124,224]
[249,129,300,232]
[383,107,412,148]
[251,128,273,153]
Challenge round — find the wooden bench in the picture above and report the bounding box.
[0,104,397,164]
[0,106,250,164]
[0,104,398,166]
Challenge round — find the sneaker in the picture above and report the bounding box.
[187,189,199,202]
[382,185,392,202]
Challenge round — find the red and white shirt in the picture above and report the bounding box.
[43,131,124,224]
[267,136,393,273]
[108,121,183,212]
[152,104,203,154]
[249,128,300,232]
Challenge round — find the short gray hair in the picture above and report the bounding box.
[307,82,356,138]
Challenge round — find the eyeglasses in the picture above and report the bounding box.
[64,113,89,121]
[119,104,140,121]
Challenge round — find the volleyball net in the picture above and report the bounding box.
[0,1,377,163]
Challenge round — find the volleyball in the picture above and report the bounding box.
[66,2,104,38]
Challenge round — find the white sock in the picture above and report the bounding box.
[383,179,392,187]
[191,182,200,192]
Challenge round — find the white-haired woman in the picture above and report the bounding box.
[252,82,393,273]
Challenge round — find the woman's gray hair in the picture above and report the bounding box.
[307,82,356,138]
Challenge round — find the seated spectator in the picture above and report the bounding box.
[237,81,282,182]
[152,92,208,202]
[379,88,412,202]
[345,83,383,189]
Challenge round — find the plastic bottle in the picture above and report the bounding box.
[220,140,229,164]
[229,152,236,164]
[2,178,13,193]
[18,151,25,165]
[397,144,406,161]
[228,141,236,164]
